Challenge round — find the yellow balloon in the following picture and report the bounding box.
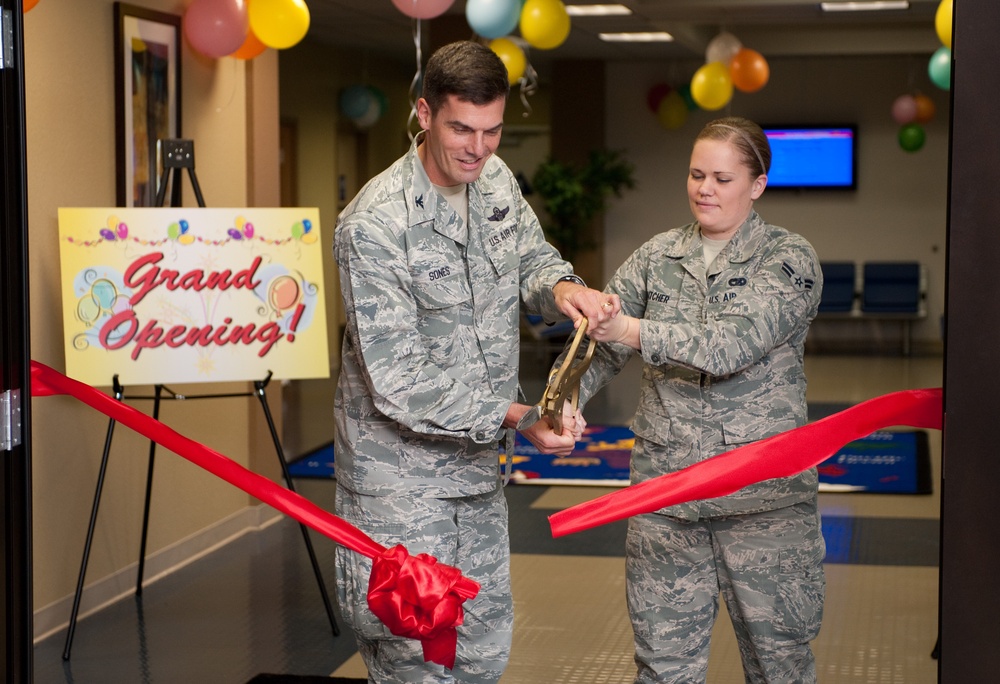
[520,0,570,50]
[490,37,527,84]
[690,61,733,111]
[657,91,687,130]
[249,0,311,50]
[935,0,952,49]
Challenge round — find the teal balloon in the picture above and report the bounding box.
[928,46,951,91]
[466,0,520,40]
[339,85,374,119]
[898,123,926,152]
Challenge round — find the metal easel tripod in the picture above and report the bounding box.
[62,139,338,661]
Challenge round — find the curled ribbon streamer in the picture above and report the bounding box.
[549,388,943,537]
[29,360,479,667]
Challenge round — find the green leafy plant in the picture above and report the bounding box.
[531,149,636,261]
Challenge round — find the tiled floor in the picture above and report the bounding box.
[33,353,944,683]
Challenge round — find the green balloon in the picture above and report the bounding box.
[898,123,926,152]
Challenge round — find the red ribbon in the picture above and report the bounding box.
[369,545,480,669]
[549,388,943,537]
[29,360,479,667]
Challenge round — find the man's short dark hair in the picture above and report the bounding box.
[422,41,510,113]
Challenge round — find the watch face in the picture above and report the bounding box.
[517,405,543,431]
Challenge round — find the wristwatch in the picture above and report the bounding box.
[516,404,544,431]
[555,274,586,288]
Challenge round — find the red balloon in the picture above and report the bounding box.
[184,0,249,59]
[646,83,671,113]
[391,0,456,20]
[729,48,769,93]
[23,0,40,12]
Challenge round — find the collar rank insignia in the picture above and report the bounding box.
[487,206,509,222]
[415,194,424,209]
[781,261,814,291]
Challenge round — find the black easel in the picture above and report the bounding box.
[63,140,338,661]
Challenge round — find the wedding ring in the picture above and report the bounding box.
[602,301,612,308]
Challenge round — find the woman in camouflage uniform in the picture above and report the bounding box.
[580,116,826,683]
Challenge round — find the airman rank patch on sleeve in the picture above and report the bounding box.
[781,261,815,291]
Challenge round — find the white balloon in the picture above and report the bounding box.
[706,31,743,65]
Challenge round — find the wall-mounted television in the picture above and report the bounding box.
[762,125,857,190]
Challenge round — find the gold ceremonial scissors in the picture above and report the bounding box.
[517,318,597,434]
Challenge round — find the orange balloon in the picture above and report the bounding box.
[913,93,936,124]
[729,48,770,93]
[231,28,267,60]
[23,0,40,12]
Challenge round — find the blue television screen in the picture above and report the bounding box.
[762,125,856,189]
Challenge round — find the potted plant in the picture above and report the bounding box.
[531,149,636,261]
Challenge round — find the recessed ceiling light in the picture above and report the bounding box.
[599,32,674,42]
[565,4,633,16]
[820,1,909,11]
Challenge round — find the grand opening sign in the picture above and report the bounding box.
[58,208,330,386]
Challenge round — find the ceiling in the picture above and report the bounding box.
[302,0,943,74]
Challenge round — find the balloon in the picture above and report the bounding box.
[391,0,456,20]
[729,48,769,93]
[928,46,951,90]
[935,0,952,49]
[898,123,925,153]
[678,83,699,111]
[706,31,742,65]
[891,94,917,125]
[23,0,39,12]
[228,228,244,240]
[116,222,128,239]
[913,93,936,124]
[231,26,267,59]
[657,91,687,131]
[646,83,671,113]
[352,97,382,129]
[100,229,116,241]
[340,85,374,120]
[490,37,527,84]
[180,220,189,234]
[690,61,733,111]
[168,222,181,240]
[248,0,310,50]
[467,0,521,40]
[520,0,571,50]
[243,222,254,238]
[183,0,249,59]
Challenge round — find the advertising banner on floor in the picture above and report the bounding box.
[57,208,329,386]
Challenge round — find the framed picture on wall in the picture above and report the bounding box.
[114,3,181,207]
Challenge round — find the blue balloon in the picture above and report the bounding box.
[340,85,374,120]
[928,46,951,91]
[303,219,312,233]
[466,0,521,40]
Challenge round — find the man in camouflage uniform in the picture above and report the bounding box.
[579,118,826,683]
[333,41,616,683]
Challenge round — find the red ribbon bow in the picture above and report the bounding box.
[549,388,943,537]
[368,545,480,669]
[29,360,479,668]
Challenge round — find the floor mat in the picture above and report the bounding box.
[287,427,932,494]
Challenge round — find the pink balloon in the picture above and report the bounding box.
[116,222,128,239]
[891,94,917,125]
[184,0,249,59]
[391,0,456,20]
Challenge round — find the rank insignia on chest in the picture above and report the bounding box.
[781,261,815,291]
[487,206,509,222]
